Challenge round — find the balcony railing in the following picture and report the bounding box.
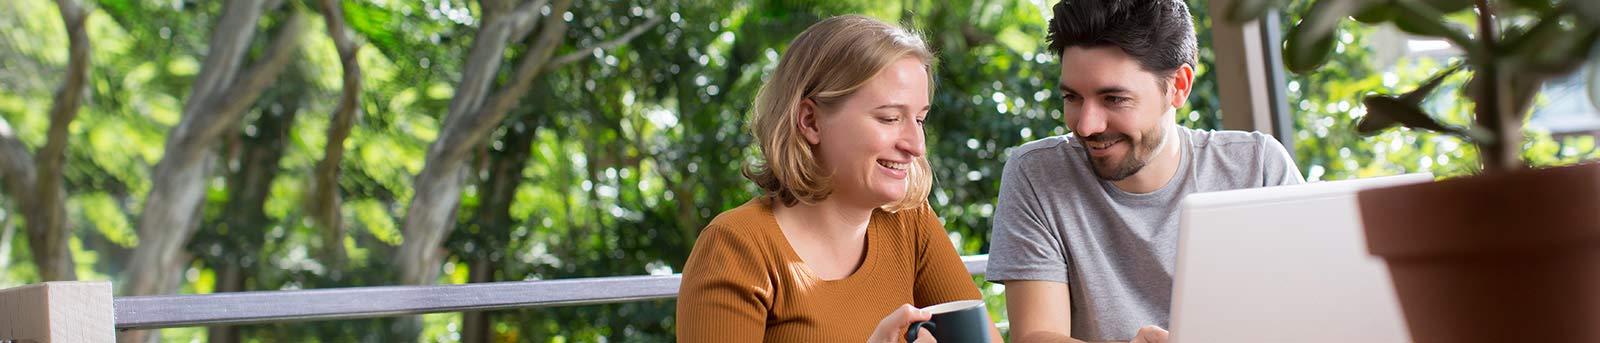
[0,255,988,340]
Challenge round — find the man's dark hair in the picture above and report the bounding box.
[1047,0,1198,79]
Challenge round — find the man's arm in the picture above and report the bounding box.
[1008,280,1167,343]
[1006,280,1084,343]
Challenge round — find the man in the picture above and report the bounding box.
[985,1,1304,342]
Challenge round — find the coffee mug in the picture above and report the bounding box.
[904,299,992,343]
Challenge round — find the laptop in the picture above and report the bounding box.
[1168,173,1432,343]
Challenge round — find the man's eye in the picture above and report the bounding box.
[1107,96,1130,105]
[1062,94,1081,103]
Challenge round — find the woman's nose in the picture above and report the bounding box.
[898,123,926,157]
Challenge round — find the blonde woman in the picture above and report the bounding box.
[676,15,1003,342]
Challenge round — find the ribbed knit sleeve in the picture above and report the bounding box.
[676,223,772,342]
[910,204,985,307]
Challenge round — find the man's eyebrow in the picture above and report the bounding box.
[1059,84,1130,95]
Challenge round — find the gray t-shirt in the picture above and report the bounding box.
[985,126,1303,341]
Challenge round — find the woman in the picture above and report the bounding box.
[676,15,1002,342]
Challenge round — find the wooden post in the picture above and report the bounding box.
[1206,0,1296,159]
[0,281,114,342]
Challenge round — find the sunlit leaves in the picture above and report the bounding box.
[73,192,136,248]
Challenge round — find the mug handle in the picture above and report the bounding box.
[905,321,937,342]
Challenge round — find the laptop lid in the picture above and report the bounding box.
[1168,173,1431,343]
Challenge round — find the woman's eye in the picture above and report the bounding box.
[879,117,900,123]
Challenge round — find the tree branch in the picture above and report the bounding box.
[210,11,309,134]
[23,0,93,282]
[178,0,266,137]
[125,0,271,299]
[544,16,664,71]
[311,0,362,265]
[507,0,550,42]
[433,1,532,154]
[455,0,575,158]
[395,0,573,287]
[0,120,35,204]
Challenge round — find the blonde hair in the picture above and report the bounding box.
[743,15,935,213]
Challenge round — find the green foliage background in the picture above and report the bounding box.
[0,0,1594,341]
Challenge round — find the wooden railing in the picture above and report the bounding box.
[0,255,988,341]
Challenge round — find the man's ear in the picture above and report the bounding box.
[798,98,822,145]
[1168,64,1195,109]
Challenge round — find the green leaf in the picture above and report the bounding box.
[1589,58,1600,112]
[1361,95,1453,133]
[1578,0,1600,27]
[1386,0,1482,59]
[1391,1,1452,37]
[1507,0,1555,12]
[1354,1,1397,24]
[1284,0,1365,73]
[1508,73,1544,121]
[1420,0,1473,13]
[1400,63,1464,103]
[1523,28,1600,76]
[1355,101,1401,135]
[1284,20,1339,74]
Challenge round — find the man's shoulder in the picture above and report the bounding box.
[1187,128,1273,149]
[1186,128,1289,159]
[1006,135,1080,168]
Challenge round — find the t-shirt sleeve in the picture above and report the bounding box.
[985,154,1071,284]
[676,224,771,342]
[911,204,984,307]
[1260,134,1305,186]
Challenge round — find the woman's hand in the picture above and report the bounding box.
[868,304,935,343]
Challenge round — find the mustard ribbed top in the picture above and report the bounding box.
[676,197,982,342]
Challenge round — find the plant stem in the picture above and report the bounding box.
[1474,0,1521,173]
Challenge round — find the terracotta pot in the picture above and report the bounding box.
[1358,162,1600,343]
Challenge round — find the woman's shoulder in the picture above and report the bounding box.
[873,201,942,241]
[692,197,781,255]
[683,198,781,284]
[705,197,777,232]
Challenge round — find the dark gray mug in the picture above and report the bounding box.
[904,300,991,343]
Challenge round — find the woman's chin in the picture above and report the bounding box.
[869,189,905,207]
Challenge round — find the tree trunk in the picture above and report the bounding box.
[206,68,305,343]
[308,0,363,269]
[0,204,15,272]
[460,113,541,343]
[396,0,574,287]
[0,0,91,283]
[461,258,497,343]
[119,4,304,342]
[395,0,665,287]
[19,0,93,282]
[122,0,305,298]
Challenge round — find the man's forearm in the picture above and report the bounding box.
[1013,331,1098,343]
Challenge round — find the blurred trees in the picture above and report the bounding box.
[5,0,1593,342]
[0,0,89,283]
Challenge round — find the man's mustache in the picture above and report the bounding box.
[1080,133,1127,143]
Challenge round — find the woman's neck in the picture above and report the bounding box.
[773,197,874,241]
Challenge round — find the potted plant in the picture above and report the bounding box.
[1229,0,1600,342]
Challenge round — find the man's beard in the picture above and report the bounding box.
[1082,123,1169,181]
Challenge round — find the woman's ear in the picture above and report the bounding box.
[798,98,822,145]
[1168,64,1195,109]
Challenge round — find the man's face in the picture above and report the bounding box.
[1058,46,1179,181]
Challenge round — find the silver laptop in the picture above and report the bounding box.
[1168,173,1431,343]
